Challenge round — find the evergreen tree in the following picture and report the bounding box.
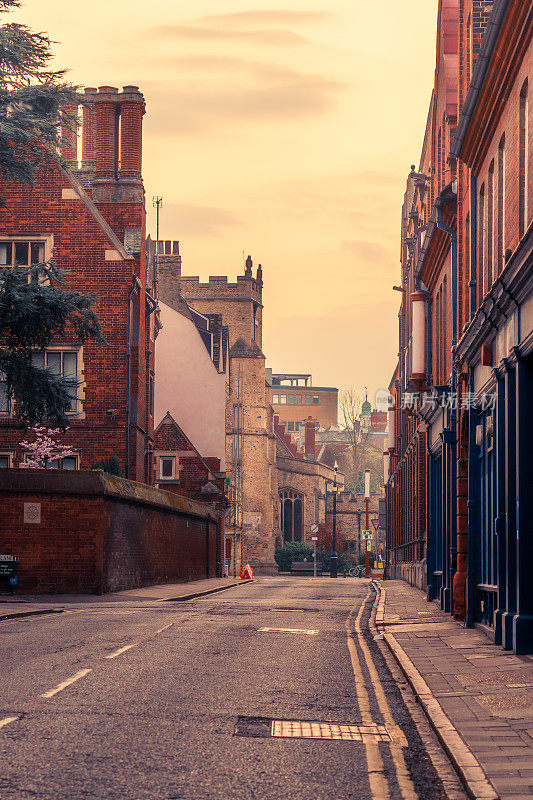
[0,1,104,428]
[0,0,80,205]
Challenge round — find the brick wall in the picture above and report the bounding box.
[0,470,219,594]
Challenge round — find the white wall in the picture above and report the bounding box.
[155,301,226,469]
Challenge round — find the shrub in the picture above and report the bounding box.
[91,456,124,477]
[275,541,313,572]
[319,550,351,573]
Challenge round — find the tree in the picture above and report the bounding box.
[0,2,104,428]
[0,0,80,206]
[339,387,385,493]
[20,425,74,468]
[0,264,104,428]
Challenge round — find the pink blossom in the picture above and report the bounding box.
[20,427,76,469]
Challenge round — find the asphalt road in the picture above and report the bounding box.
[0,577,456,800]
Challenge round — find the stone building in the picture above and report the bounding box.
[158,254,341,572]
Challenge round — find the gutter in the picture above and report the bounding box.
[451,0,510,159]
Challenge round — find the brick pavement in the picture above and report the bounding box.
[380,580,533,800]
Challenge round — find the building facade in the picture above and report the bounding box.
[0,85,155,482]
[269,373,338,433]
[386,0,533,654]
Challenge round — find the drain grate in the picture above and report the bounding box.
[272,720,391,742]
[234,716,391,742]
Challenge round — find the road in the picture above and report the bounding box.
[0,577,464,800]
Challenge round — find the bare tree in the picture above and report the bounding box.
[339,387,385,492]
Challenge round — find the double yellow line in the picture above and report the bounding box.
[345,587,418,800]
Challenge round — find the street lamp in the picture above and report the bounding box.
[330,460,339,578]
[365,468,371,578]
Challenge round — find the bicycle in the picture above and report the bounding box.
[348,565,365,578]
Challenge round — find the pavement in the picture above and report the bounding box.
[0,577,252,619]
[0,576,470,800]
[378,578,533,800]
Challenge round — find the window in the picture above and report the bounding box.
[160,457,175,479]
[47,455,78,470]
[288,394,302,405]
[32,350,79,413]
[0,453,12,468]
[313,396,319,405]
[497,136,505,276]
[294,422,300,431]
[279,394,287,404]
[279,488,304,543]
[0,240,45,267]
[304,395,313,405]
[487,161,494,289]
[478,183,485,304]
[0,372,10,414]
[519,80,529,238]
[272,394,279,404]
[288,421,295,431]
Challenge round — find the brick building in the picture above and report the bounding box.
[0,85,155,482]
[386,0,533,653]
[268,373,338,434]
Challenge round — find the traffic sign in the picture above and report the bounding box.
[310,524,318,534]
[362,530,373,540]
[371,519,379,531]
[367,541,372,551]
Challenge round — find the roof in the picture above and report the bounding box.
[229,337,265,359]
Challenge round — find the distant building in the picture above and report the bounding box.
[268,373,338,434]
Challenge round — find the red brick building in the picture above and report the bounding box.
[386,0,533,653]
[0,86,156,482]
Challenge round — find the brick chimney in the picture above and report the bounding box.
[60,104,79,169]
[118,85,144,185]
[94,86,119,184]
[81,87,98,172]
[304,416,317,461]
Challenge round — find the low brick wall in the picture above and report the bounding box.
[0,470,220,594]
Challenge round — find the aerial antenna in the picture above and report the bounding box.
[152,196,163,298]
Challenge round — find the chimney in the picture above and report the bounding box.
[60,104,78,169]
[94,86,119,184]
[118,85,144,185]
[81,88,98,172]
[304,416,317,461]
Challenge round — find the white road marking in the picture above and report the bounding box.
[0,715,19,729]
[104,644,137,660]
[155,623,174,634]
[258,627,319,635]
[41,668,92,698]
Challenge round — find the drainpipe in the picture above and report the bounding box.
[469,173,477,319]
[126,276,141,479]
[436,200,458,613]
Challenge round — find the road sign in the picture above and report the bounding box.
[310,524,318,534]
[362,530,373,540]
[371,519,379,531]
[367,540,372,551]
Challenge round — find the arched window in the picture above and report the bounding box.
[279,489,304,543]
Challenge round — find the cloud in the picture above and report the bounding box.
[149,25,309,46]
[342,240,395,269]
[156,204,240,237]
[146,70,342,134]
[198,10,333,26]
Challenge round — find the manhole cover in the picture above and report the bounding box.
[234,716,391,742]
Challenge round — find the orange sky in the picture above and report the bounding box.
[17,0,439,404]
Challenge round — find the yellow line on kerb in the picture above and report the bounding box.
[346,590,390,800]
[346,589,418,800]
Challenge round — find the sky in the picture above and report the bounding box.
[16,0,439,404]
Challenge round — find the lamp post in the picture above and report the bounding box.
[311,536,318,578]
[365,468,371,578]
[330,461,339,578]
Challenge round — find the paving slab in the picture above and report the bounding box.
[380,579,533,800]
